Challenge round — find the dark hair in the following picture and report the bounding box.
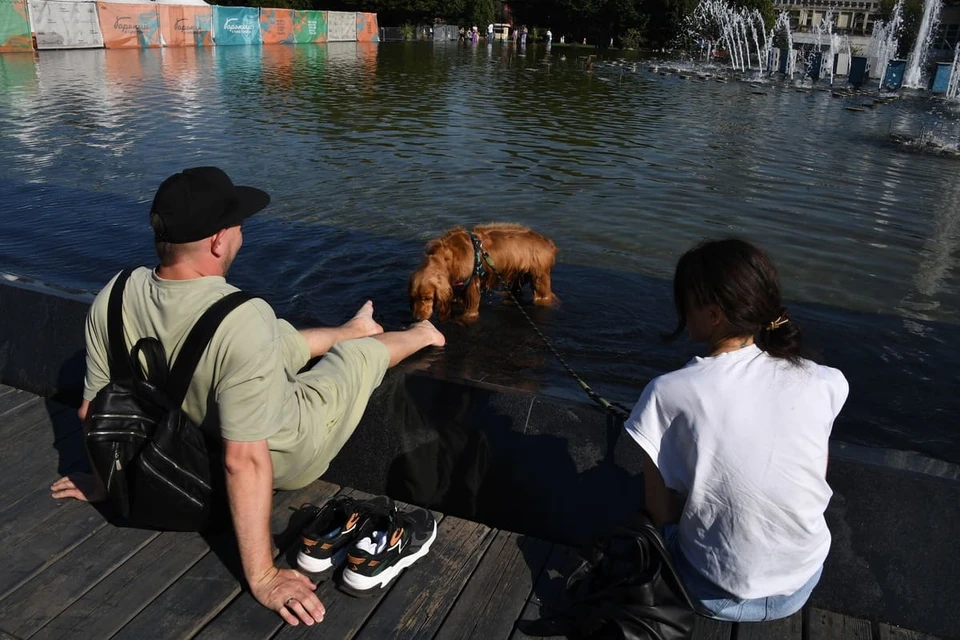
[666,238,803,362]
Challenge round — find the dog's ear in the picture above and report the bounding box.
[434,279,453,320]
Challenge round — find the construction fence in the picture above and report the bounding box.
[0,0,377,52]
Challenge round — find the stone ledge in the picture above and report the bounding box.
[0,276,957,636]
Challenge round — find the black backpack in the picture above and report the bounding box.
[86,268,253,531]
[516,511,697,640]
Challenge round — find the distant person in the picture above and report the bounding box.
[513,26,519,45]
[487,23,494,43]
[459,26,465,42]
[521,25,528,46]
[546,29,552,45]
[625,238,848,622]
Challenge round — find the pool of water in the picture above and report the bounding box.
[1,41,959,463]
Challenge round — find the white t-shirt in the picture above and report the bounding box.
[625,344,848,599]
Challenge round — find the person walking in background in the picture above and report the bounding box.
[625,238,848,622]
[521,25,528,46]
[546,28,552,45]
[487,23,494,43]
[513,26,519,45]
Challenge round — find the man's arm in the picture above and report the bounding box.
[50,400,107,502]
[223,438,325,627]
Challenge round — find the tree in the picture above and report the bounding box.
[878,0,925,59]
[468,0,496,27]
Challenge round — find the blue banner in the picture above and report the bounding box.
[213,6,261,46]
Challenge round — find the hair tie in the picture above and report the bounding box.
[766,315,789,331]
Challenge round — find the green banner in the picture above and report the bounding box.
[293,10,326,44]
[0,0,33,52]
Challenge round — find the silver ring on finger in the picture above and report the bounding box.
[285,597,295,606]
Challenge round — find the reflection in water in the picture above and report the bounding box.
[908,170,960,304]
[1,43,960,462]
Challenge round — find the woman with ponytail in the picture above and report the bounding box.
[626,238,849,622]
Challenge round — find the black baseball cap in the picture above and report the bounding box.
[150,167,270,243]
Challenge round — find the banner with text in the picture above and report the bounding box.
[259,7,293,44]
[326,10,354,42]
[159,4,213,47]
[97,1,161,48]
[29,0,104,49]
[212,5,259,45]
[355,12,377,42]
[0,0,32,52]
[292,9,325,43]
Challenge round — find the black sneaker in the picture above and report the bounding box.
[296,495,393,578]
[339,504,438,597]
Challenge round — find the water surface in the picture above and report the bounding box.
[1,42,958,462]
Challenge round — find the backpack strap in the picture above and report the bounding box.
[165,291,255,408]
[107,268,134,381]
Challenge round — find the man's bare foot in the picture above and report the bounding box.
[344,300,383,338]
[51,473,107,503]
[411,319,446,347]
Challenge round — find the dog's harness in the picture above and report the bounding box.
[453,231,494,290]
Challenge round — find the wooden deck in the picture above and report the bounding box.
[0,383,942,640]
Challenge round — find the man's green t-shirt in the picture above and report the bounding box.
[83,267,319,488]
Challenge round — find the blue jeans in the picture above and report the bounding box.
[662,525,822,622]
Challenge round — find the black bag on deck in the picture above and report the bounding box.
[516,511,696,640]
[86,268,253,531]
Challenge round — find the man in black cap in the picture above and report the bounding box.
[52,167,445,626]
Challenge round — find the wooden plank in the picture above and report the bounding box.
[736,610,802,640]
[435,531,552,640]
[0,389,31,417]
[194,482,344,640]
[354,516,494,639]
[509,544,577,640]
[116,482,344,639]
[274,494,445,640]
[0,499,106,600]
[0,404,83,510]
[0,395,51,441]
[692,616,734,640]
[877,624,943,639]
[807,608,872,640]
[0,525,159,638]
[110,530,241,639]
[30,531,212,640]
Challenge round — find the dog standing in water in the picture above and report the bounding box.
[409,223,559,322]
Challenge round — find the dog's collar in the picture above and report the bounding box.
[454,231,488,290]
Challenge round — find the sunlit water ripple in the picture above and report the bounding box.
[1,42,958,462]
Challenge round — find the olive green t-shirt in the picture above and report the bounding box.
[83,267,315,487]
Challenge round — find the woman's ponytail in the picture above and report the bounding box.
[754,306,804,362]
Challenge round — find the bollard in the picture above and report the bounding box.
[849,56,868,88]
[808,52,823,82]
[883,59,906,91]
[931,62,952,93]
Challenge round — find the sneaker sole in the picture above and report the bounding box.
[297,546,348,578]
[339,519,438,595]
